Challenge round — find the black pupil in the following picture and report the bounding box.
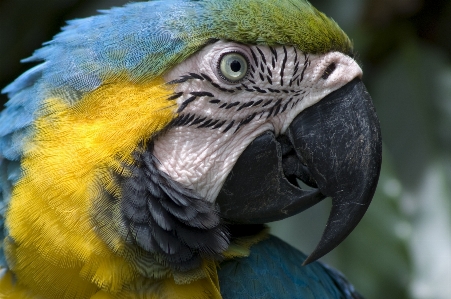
[230,60,241,72]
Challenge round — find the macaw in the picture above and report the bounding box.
[0,0,382,298]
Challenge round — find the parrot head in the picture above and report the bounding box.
[0,0,381,296]
[157,40,381,266]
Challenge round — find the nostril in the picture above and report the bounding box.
[321,62,336,80]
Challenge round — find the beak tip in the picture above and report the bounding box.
[218,78,382,264]
[291,78,382,264]
[302,257,314,266]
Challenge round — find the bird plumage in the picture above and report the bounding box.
[0,1,376,298]
[219,236,363,299]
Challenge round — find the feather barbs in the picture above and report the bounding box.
[4,78,177,297]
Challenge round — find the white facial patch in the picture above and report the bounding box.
[153,41,362,202]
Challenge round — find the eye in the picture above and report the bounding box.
[218,52,249,83]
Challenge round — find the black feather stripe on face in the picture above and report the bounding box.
[167,45,310,134]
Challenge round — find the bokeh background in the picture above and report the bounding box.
[0,0,450,298]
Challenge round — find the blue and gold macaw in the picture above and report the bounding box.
[0,0,382,298]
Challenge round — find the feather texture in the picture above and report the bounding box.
[110,142,230,272]
[0,0,356,297]
[218,235,363,299]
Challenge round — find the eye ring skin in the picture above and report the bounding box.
[215,50,250,84]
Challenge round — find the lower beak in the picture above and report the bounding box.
[216,78,382,263]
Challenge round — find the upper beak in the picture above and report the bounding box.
[216,78,382,264]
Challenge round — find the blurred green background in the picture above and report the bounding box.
[0,0,450,298]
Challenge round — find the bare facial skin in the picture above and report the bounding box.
[154,41,362,201]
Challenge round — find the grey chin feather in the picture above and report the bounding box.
[110,142,230,272]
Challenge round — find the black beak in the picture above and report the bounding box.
[216,78,382,264]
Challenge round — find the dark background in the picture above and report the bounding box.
[1,1,450,298]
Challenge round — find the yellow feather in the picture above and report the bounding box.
[0,268,34,298]
[4,75,270,298]
[5,78,177,298]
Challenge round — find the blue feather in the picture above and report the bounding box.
[0,0,356,291]
[0,159,21,268]
[218,236,363,299]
